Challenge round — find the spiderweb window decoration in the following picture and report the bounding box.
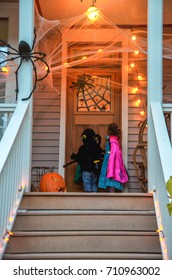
[70,73,111,112]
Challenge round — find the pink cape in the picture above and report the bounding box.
[106,135,128,183]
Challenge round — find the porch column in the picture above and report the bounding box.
[18,0,34,101]
[147,0,163,191]
[18,0,34,190]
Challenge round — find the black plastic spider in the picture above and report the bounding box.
[0,29,50,101]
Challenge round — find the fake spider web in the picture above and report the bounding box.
[73,74,111,111]
[0,1,172,107]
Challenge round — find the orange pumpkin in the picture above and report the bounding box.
[39,172,66,192]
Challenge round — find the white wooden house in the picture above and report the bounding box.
[0,0,172,260]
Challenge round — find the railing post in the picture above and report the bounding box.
[18,0,34,101]
[18,0,34,190]
[147,0,163,191]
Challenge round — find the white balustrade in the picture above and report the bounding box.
[0,100,32,259]
[151,102,172,259]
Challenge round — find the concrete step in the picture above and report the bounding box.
[3,192,162,260]
[4,231,161,255]
[13,211,157,231]
[19,193,155,211]
[3,252,162,260]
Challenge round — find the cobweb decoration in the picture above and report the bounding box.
[70,73,111,111]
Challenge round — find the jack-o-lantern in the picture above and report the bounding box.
[39,172,66,192]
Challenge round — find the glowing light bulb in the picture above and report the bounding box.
[137,75,143,80]
[130,62,135,68]
[134,50,139,55]
[98,48,103,53]
[7,230,13,236]
[8,217,14,222]
[82,56,87,60]
[64,62,69,68]
[140,111,145,116]
[4,236,9,242]
[1,66,8,73]
[132,35,137,41]
[135,99,141,106]
[132,87,139,94]
[45,66,49,71]
[86,5,99,21]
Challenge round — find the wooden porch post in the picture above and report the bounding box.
[18,0,34,101]
[18,0,34,190]
[147,0,163,191]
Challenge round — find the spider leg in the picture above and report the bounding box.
[21,58,37,101]
[30,52,46,59]
[0,56,21,66]
[30,55,50,81]
[0,39,19,54]
[0,50,20,56]
[15,59,23,100]
[30,27,36,52]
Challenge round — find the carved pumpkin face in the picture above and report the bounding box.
[39,172,66,192]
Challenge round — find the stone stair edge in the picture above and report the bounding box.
[10,230,159,237]
[23,192,153,197]
[3,252,162,260]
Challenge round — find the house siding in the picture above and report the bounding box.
[31,73,61,187]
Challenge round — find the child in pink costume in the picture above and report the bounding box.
[98,123,128,192]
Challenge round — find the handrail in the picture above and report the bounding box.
[0,104,17,141]
[0,104,17,112]
[150,101,172,259]
[0,100,32,259]
[162,103,172,143]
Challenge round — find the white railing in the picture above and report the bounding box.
[0,104,17,141]
[162,103,172,143]
[0,100,32,259]
[150,101,172,259]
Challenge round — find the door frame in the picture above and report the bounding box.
[58,28,129,179]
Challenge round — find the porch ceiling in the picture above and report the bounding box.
[2,0,172,25]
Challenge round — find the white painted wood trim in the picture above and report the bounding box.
[58,36,67,176]
[0,3,19,102]
[162,103,172,144]
[0,104,16,112]
[121,37,129,168]
[18,0,34,189]
[147,0,163,191]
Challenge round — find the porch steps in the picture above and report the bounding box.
[3,193,162,260]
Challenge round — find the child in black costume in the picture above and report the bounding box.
[71,128,104,192]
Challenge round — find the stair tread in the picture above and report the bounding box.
[19,193,155,211]
[3,252,163,260]
[3,192,162,260]
[23,192,153,197]
[11,230,159,236]
[17,210,156,215]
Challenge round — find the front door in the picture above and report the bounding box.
[65,70,121,192]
